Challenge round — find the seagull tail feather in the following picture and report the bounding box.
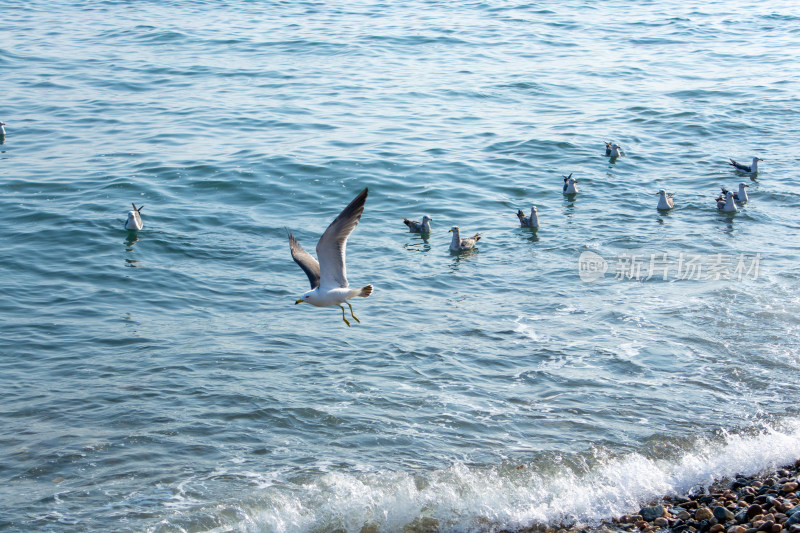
[359,285,373,298]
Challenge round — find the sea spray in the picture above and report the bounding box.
[232,420,800,532]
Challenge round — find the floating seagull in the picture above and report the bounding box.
[288,188,373,327]
[657,190,674,210]
[716,191,737,212]
[604,142,613,156]
[609,144,622,158]
[729,157,762,174]
[517,205,539,228]
[0,122,5,137]
[563,174,578,194]
[449,226,481,252]
[403,215,432,233]
[734,183,749,202]
[124,203,144,230]
[562,173,572,193]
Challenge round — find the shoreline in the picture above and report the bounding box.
[508,459,800,533]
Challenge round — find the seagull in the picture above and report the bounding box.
[609,144,622,158]
[0,122,5,137]
[124,203,144,230]
[288,188,373,327]
[729,157,762,174]
[734,183,749,202]
[563,174,578,194]
[656,190,674,210]
[604,142,613,156]
[562,173,572,193]
[716,191,737,212]
[403,215,432,233]
[517,205,539,228]
[449,226,481,252]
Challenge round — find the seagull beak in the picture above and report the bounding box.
[448,229,453,233]
[295,299,303,305]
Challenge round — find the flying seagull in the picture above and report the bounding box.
[125,203,144,230]
[288,188,373,327]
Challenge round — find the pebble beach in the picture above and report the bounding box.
[522,460,800,533]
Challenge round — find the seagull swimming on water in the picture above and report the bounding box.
[563,174,578,194]
[734,182,749,202]
[288,188,373,327]
[657,190,674,210]
[716,191,737,212]
[449,226,481,252]
[517,205,539,228]
[403,215,432,233]
[729,157,762,174]
[124,203,144,230]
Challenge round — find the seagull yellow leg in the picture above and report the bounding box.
[347,302,361,323]
[339,305,351,327]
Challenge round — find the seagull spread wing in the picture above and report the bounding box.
[288,232,321,289]
[316,188,368,289]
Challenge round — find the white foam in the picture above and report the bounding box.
[227,419,800,532]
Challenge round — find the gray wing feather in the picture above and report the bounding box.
[288,232,321,289]
[316,188,368,289]
[729,159,750,171]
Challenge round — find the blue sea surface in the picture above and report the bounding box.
[2,1,800,531]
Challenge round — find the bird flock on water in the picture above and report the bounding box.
[11,107,746,329]
[107,135,763,326]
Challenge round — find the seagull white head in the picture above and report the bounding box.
[610,144,622,157]
[422,215,432,223]
[295,290,314,305]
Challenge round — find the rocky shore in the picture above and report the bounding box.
[507,459,800,533]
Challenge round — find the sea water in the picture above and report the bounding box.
[2,1,800,531]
